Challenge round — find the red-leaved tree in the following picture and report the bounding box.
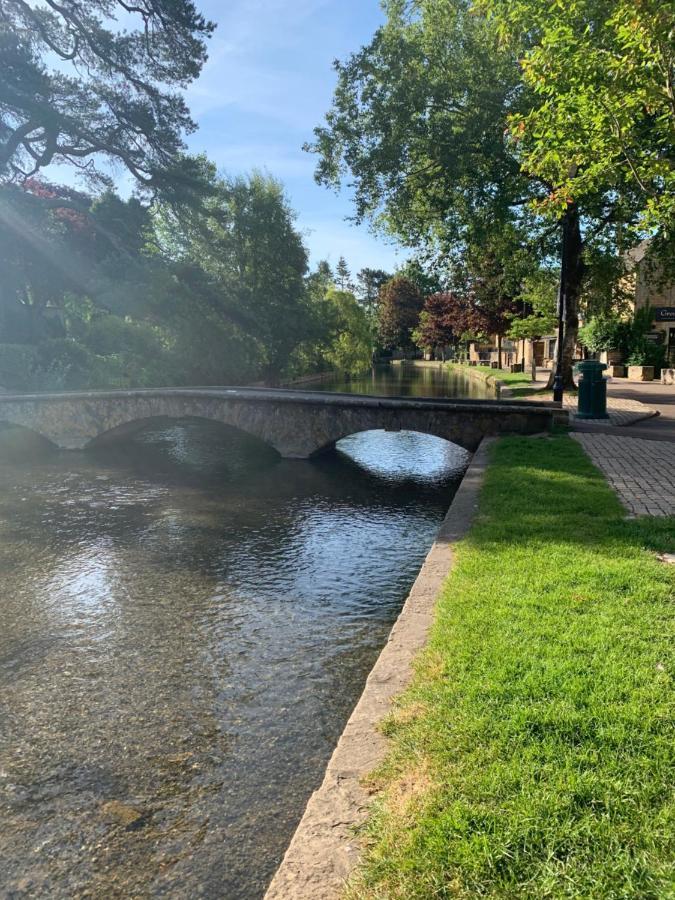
[414,291,472,359]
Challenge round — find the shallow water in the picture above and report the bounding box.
[0,366,481,898]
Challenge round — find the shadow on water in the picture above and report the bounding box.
[0,415,469,899]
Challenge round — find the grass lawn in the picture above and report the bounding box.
[449,363,540,397]
[349,436,675,899]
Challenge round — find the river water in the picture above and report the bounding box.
[0,365,482,898]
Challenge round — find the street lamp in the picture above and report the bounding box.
[552,168,577,404]
[552,207,570,403]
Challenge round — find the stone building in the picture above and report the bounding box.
[625,240,675,367]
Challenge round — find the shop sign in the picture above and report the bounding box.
[654,306,675,322]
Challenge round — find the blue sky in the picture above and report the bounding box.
[183,0,407,276]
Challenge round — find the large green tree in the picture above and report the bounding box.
[0,0,213,202]
[481,0,675,247]
[377,275,424,350]
[309,0,648,388]
[156,167,312,383]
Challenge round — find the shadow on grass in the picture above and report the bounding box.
[469,435,675,554]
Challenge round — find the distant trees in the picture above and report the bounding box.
[413,292,466,359]
[355,267,391,314]
[377,276,424,351]
[0,3,390,393]
[335,256,353,291]
[322,288,374,374]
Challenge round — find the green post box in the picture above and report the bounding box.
[575,360,609,419]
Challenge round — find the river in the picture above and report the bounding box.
[0,364,485,898]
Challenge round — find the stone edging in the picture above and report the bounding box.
[445,363,507,397]
[264,438,494,900]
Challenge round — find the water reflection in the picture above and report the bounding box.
[0,418,468,898]
[312,361,492,399]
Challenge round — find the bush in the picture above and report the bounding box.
[627,339,667,368]
[577,314,630,355]
[84,315,164,359]
[0,343,38,390]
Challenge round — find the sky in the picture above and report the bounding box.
[183,0,407,276]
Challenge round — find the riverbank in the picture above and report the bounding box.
[445,362,537,398]
[346,435,674,898]
[266,440,490,899]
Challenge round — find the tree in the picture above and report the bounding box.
[0,0,214,199]
[507,270,558,350]
[481,0,675,246]
[355,267,391,313]
[155,168,312,383]
[308,0,648,388]
[335,256,353,291]
[322,288,374,374]
[413,292,464,359]
[377,276,424,350]
[466,245,522,368]
[397,259,445,298]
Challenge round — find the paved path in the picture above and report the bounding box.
[572,433,675,517]
[565,394,658,426]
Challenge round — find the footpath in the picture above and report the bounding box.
[524,372,675,517]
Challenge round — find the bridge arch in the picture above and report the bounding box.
[311,424,476,458]
[85,413,282,456]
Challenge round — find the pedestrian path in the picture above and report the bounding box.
[526,389,658,426]
[572,432,675,517]
[566,395,658,426]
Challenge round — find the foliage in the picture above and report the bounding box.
[309,0,661,387]
[413,292,471,354]
[155,168,313,383]
[578,314,630,355]
[335,256,353,291]
[322,289,374,374]
[580,305,667,368]
[624,306,667,367]
[397,259,445,298]
[0,167,344,391]
[0,0,214,202]
[377,276,424,350]
[507,270,558,341]
[355,267,391,314]
[349,436,675,898]
[481,0,675,240]
[627,339,667,369]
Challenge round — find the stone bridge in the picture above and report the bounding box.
[0,387,563,458]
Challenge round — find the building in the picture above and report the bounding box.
[625,240,675,367]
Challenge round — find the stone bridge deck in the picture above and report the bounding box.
[0,387,563,458]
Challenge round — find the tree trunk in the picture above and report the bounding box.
[547,204,584,390]
[497,333,502,370]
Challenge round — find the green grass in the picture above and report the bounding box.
[348,436,675,899]
[449,363,536,391]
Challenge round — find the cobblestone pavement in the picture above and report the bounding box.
[526,391,658,426]
[572,432,675,516]
[567,395,658,426]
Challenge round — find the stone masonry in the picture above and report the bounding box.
[0,387,560,458]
